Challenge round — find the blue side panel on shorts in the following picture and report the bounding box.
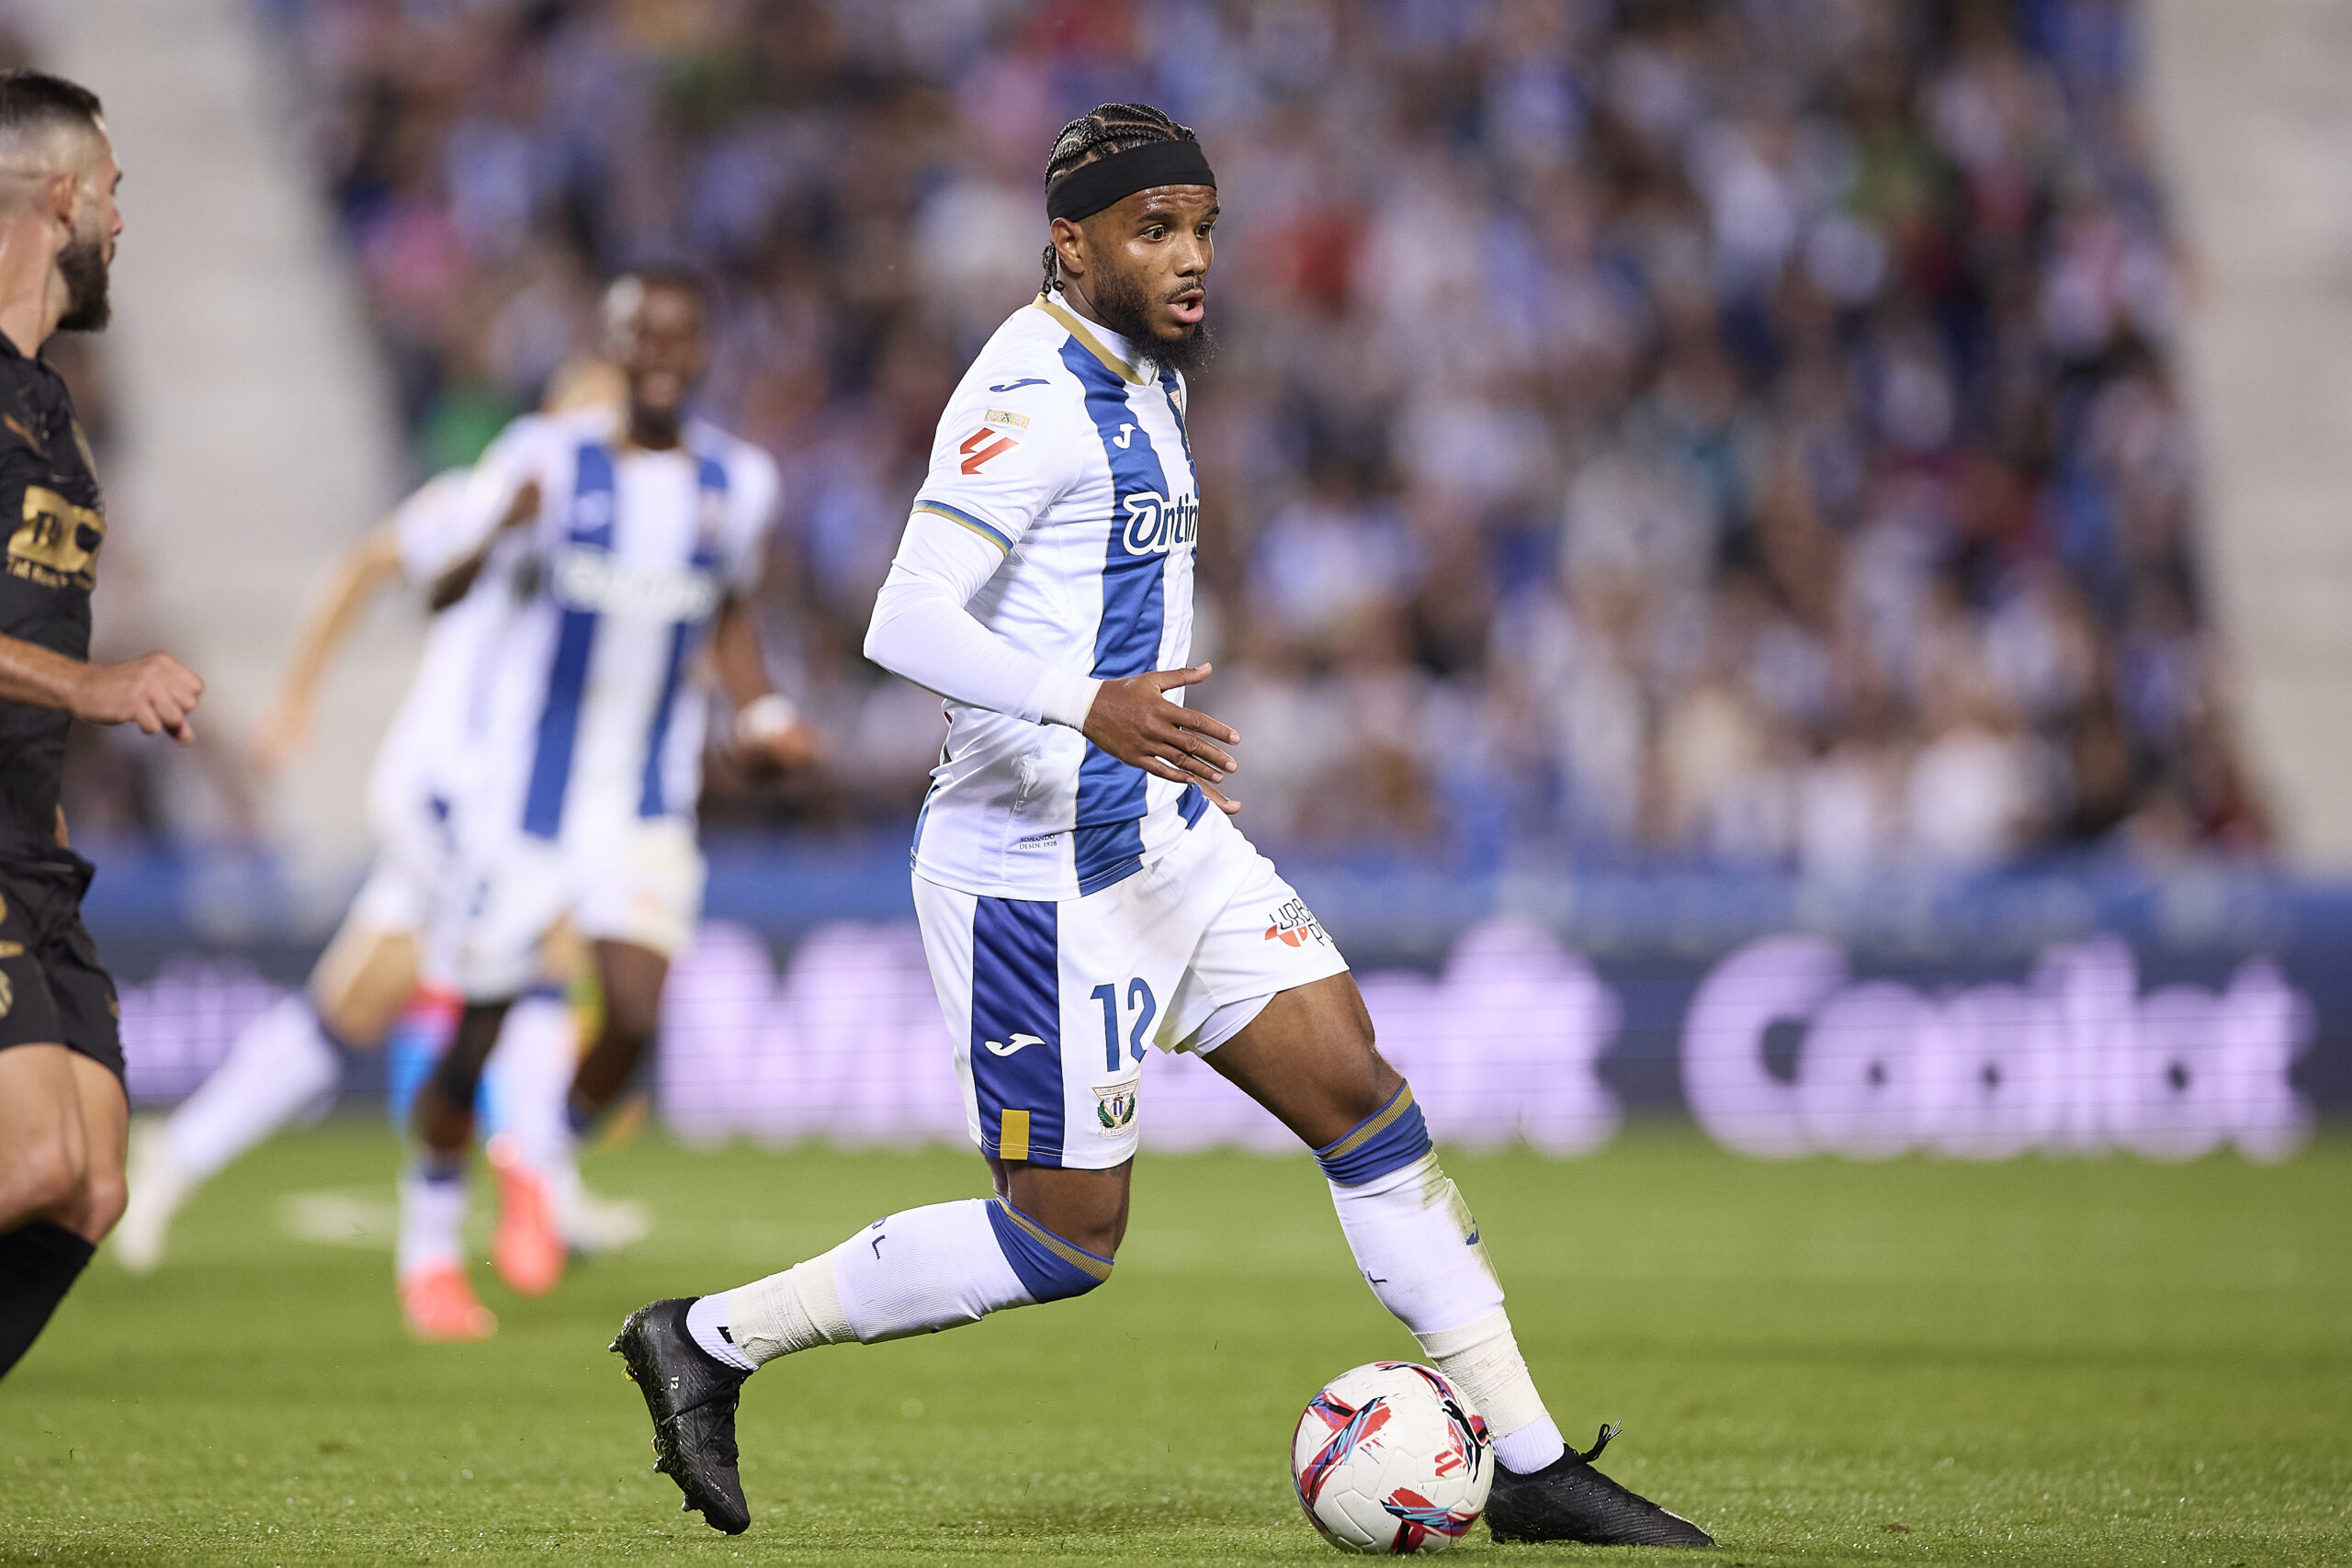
[1178,783,1208,829]
[1062,340,1171,897]
[523,443,616,839]
[984,1199,1113,1302]
[639,453,728,819]
[969,895,1065,1167]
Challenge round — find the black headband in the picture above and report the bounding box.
[1045,139,1217,223]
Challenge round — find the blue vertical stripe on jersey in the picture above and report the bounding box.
[969,895,1065,1167]
[521,443,616,839]
[638,452,729,818]
[1060,339,1174,895]
[1158,365,1195,468]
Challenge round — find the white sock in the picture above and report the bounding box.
[481,992,577,1169]
[1329,1150,1505,1335]
[165,996,343,1182]
[1329,1151,1566,1472]
[1416,1310,1566,1472]
[481,992,584,1224]
[707,1199,1036,1370]
[396,1168,469,1276]
[1494,1413,1569,1475]
[686,1254,853,1371]
[684,1292,761,1371]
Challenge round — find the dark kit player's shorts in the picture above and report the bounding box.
[0,852,122,1079]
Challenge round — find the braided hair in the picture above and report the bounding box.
[1040,103,1200,294]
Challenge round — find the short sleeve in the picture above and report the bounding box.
[908,373,1080,554]
[405,416,558,581]
[719,443,780,592]
[390,470,480,584]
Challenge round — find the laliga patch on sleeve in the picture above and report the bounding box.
[959,429,1020,473]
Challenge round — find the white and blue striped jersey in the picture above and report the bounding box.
[362,470,496,836]
[898,291,1207,900]
[447,409,778,846]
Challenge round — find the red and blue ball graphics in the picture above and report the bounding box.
[1290,1362,1491,1553]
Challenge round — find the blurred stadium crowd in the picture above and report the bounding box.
[254,0,2249,874]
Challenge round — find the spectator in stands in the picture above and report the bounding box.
[242,0,2250,874]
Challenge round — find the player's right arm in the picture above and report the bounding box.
[0,634,202,742]
[0,427,201,741]
[245,521,406,772]
[863,379,1239,809]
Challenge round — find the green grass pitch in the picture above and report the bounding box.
[2,1122,2346,1565]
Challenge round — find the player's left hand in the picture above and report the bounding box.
[733,694,821,773]
[739,720,822,773]
[1082,662,1241,816]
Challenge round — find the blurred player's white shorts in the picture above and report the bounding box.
[348,784,456,936]
[441,816,707,999]
[913,809,1349,1172]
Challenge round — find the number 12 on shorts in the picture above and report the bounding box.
[1091,978,1157,1072]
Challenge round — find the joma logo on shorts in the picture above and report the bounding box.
[1120,491,1198,557]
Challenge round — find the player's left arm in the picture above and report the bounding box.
[709,593,819,773]
[707,445,816,773]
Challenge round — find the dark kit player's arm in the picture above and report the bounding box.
[0,629,202,742]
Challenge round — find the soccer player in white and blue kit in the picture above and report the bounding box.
[399,272,817,1337]
[612,107,1710,1548]
[113,362,629,1280]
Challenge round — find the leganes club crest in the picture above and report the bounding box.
[1093,1078,1139,1134]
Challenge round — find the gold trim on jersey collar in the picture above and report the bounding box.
[1034,291,1143,385]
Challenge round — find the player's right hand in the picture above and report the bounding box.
[73,651,204,744]
[1081,662,1241,815]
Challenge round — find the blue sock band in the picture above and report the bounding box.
[984,1199,1113,1303]
[1315,1083,1432,1187]
[413,1152,466,1185]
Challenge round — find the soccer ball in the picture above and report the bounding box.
[1290,1361,1491,1553]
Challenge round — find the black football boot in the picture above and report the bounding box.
[610,1297,752,1534]
[1485,1425,1714,1547]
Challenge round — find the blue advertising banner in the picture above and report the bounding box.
[85,837,2346,1160]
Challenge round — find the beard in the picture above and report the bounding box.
[1089,264,1216,378]
[57,233,110,333]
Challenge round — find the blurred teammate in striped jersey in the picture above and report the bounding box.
[118,360,653,1298]
[389,270,816,1338]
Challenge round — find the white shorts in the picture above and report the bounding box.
[347,788,456,937]
[441,816,707,1000]
[913,810,1349,1171]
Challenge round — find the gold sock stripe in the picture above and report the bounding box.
[992,1200,1114,1282]
[1317,1083,1416,1164]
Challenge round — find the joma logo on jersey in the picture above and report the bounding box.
[1120,491,1198,557]
[7,485,104,591]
